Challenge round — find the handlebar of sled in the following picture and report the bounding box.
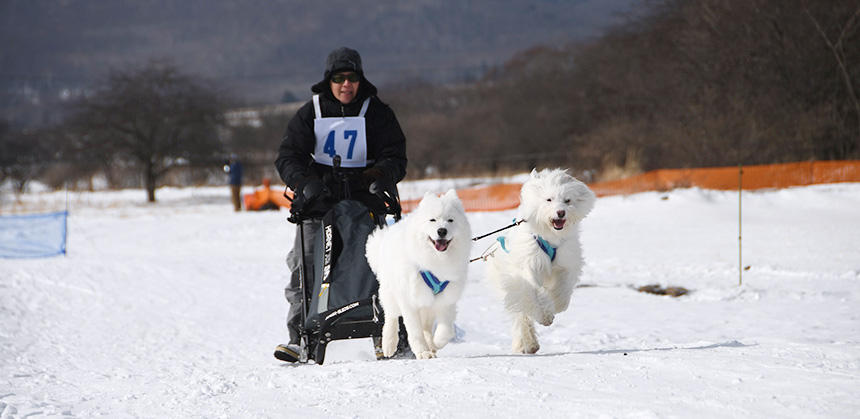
[285,175,402,224]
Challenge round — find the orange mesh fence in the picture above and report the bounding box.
[589,160,860,197]
[246,161,860,213]
[812,160,860,184]
[401,183,523,213]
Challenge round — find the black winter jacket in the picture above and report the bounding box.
[274,77,407,211]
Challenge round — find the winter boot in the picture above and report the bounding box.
[274,343,301,363]
[391,317,415,359]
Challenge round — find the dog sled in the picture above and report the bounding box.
[283,158,403,365]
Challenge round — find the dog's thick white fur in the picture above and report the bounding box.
[366,190,472,359]
[486,168,595,354]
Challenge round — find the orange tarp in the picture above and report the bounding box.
[243,184,292,211]
[246,161,860,213]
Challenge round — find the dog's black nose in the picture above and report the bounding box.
[557,210,566,218]
[437,228,447,238]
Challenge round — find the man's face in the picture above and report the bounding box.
[330,71,360,104]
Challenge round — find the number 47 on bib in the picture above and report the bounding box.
[323,130,359,159]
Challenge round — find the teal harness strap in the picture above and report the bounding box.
[492,218,520,253]
[534,235,557,262]
[496,236,510,253]
[420,270,449,295]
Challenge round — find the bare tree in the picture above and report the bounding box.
[383,0,859,179]
[804,2,860,152]
[71,61,228,202]
[0,120,54,193]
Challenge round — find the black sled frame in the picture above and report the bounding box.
[286,157,402,365]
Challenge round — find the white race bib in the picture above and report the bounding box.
[312,95,370,168]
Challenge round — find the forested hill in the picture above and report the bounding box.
[1,0,635,124]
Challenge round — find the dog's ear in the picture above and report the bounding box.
[442,189,459,201]
[441,189,466,212]
[545,168,571,185]
[530,168,540,179]
[557,168,572,180]
[419,191,439,209]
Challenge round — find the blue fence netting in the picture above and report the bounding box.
[0,211,68,258]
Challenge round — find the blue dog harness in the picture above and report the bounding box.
[496,235,557,262]
[534,236,557,262]
[420,270,449,295]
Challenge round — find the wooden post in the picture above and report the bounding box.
[738,163,743,286]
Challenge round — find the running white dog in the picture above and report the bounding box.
[486,168,595,354]
[366,190,472,359]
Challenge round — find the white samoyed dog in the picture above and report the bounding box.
[486,168,595,354]
[365,189,472,359]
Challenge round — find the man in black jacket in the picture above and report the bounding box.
[274,47,407,362]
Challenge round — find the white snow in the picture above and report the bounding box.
[2,181,859,418]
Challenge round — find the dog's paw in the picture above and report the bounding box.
[382,336,399,358]
[416,350,437,360]
[512,331,540,354]
[528,311,554,326]
[538,313,554,326]
[513,341,540,354]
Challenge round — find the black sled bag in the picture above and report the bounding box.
[304,199,380,331]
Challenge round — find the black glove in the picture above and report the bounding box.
[291,176,332,218]
[364,169,401,219]
[362,167,385,194]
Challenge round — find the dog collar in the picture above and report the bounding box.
[420,270,449,295]
[534,235,557,262]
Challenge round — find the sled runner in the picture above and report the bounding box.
[284,157,403,365]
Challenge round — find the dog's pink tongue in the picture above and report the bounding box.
[434,239,449,252]
[552,219,566,230]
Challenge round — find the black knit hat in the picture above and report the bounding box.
[324,47,363,80]
[311,47,377,95]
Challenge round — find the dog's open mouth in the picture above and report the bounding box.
[551,218,566,230]
[429,237,450,252]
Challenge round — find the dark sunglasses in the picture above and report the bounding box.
[331,73,360,84]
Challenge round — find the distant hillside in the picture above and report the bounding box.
[0,0,636,126]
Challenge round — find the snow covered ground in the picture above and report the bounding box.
[1,180,859,418]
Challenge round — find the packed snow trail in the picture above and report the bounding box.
[1,184,859,417]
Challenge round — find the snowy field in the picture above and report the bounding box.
[1,179,859,418]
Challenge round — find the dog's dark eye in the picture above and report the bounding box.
[429,219,436,222]
[447,219,454,223]
[546,198,552,202]
[564,199,571,204]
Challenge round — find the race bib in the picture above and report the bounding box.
[312,96,370,168]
